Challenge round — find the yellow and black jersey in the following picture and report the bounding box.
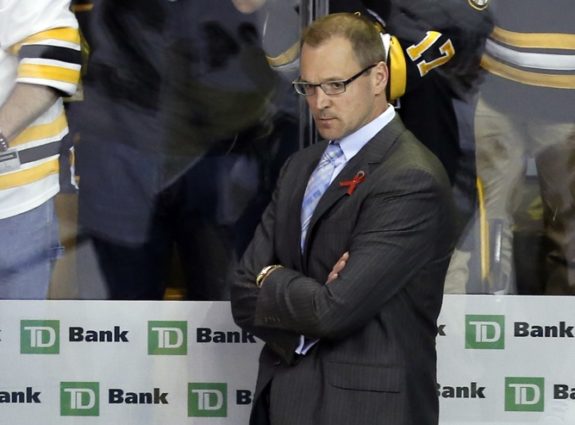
[386,31,455,102]
[359,0,491,183]
[379,0,492,99]
[0,0,81,219]
[384,31,463,182]
[480,0,575,121]
[329,0,493,99]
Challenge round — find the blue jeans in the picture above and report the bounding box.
[0,199,61,299]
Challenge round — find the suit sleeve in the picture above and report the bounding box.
[251,163,453,340]
[231,156,301,363]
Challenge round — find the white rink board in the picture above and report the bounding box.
[0,296,574,424]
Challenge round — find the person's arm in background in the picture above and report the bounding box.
[0,85,58,145]
[0,0,81,150]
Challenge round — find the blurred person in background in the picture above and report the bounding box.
[0,0,81,298]
[71,0,298,299]
[473,0,575,294]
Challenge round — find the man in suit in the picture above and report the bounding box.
[231,13,454,425]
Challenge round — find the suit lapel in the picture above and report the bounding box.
[302,116,406,258]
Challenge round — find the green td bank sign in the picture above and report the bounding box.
[61,382,100,416]
[505,377,545,412]
[465,315,505,349]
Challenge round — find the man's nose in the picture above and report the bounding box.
[309,87,331,110]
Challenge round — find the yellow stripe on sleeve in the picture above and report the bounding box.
[18,62,81,85]
[11,28,81,54]
[492,27,575,51]
[481,54,575,89]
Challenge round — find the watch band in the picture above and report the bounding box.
[256,265,283,287]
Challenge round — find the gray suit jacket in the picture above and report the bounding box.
[231,116,455,425]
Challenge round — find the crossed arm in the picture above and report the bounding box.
[231,156,451,365]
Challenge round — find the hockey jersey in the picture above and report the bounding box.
[480,0,575,121]
[0,0,81,218]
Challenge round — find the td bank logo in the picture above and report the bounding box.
[21,320,60,354]
[505,377,544,412]
[148,321,187,355]
[188,383,227,417]
[61,382,100,416]
[465,315,505,349]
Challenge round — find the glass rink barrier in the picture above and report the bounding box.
[1,0,569,301]
[1,0,574,424]
[1,297,575,424]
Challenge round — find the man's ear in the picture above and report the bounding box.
[373,61,389,95]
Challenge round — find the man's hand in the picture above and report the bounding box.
[326,252,349,284]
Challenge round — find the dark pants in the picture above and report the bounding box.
[83,156,239,301]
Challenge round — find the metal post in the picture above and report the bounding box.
[297,0,330,148]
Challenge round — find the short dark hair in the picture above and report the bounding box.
[301,13,386,68]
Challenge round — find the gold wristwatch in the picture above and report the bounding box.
[256,265,283,287]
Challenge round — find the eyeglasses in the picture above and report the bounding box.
[292,63,377,96]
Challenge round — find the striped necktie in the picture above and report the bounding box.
[300,142,345,250]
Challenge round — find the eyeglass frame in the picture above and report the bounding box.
[292,63,378,96]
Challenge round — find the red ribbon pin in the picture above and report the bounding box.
[339,170,366,195]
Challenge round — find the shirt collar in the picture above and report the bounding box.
[335,105,396,162]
